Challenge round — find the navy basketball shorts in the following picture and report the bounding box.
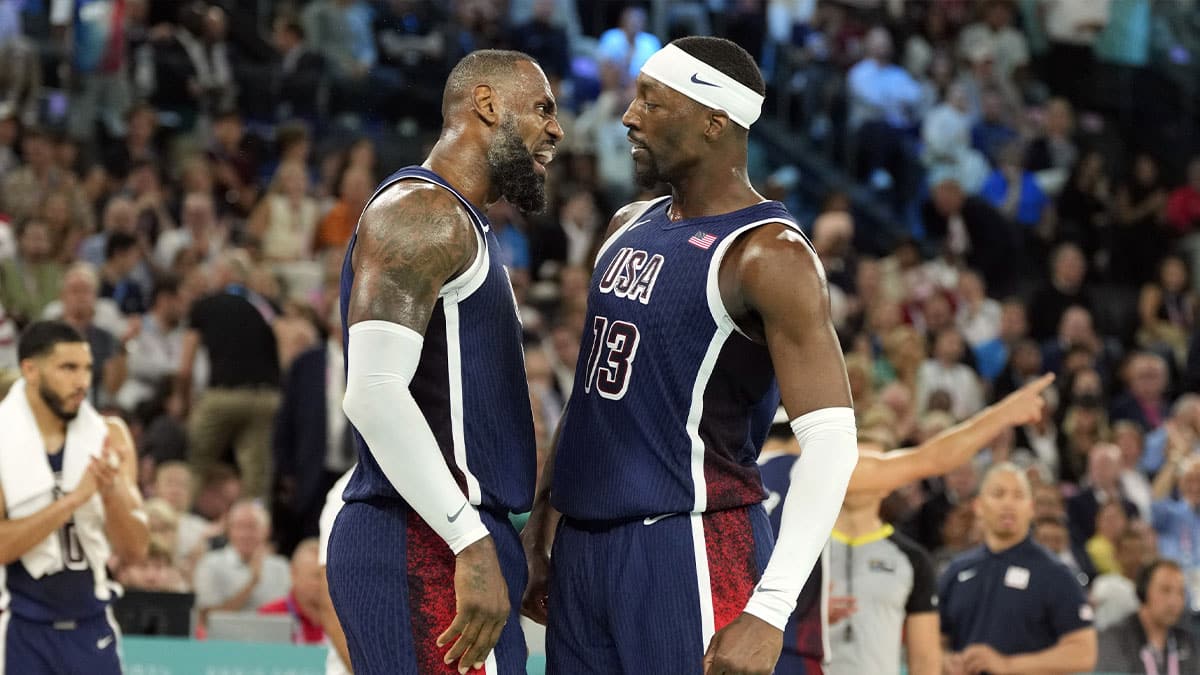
[1,609,122,675]
[326,502,527,675]
[775,651,825,675]
[546,504,774,674]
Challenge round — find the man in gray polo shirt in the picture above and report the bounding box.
[827,445,940,675]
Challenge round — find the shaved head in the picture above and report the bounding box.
[442,49,541,118]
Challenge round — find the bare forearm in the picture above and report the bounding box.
[319,577,352,671]
[0,495,86,565]
[1153,462,1179,500]
[1005,640,1096,673]
[924,403,1014,474]
[102,486,148,564]
[908,650,941,675]
[213,576,259,613]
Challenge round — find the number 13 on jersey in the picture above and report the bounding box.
[583,315,641,400]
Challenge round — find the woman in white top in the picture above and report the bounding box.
[248,160,321,294]
[249,160,319,263]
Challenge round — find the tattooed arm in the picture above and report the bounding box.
[343,182,508,672]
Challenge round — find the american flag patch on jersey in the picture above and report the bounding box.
[688,231,718,249]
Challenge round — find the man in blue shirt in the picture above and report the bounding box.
[939,463,1097,674]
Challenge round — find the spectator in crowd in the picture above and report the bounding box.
[1113,153,1169,286]
[117,537,190,594]
[271,16,325,124]
[596,6,660,83]
[98,232,147,316]
[153,461,212,574]
[258,539,329,646]
[0,127,92,232]
[1168,156,1200,238]
[0,218,62,326]
[271,306,352,556]
[1033,513,1095,587]
[509,0,570,82]
[1142,394,1200,476]
[1151,451,1200,611]
[906,461,978,553]
[117,276,186,412]
[847,26,922,199]
[955,270,1001,349]
[916,329,984,420]
[180,250,280,499]
[194,500,290,625]
[80,195,138,268]
[1137,254,1197,364]
[1023,97,1078,181]
[314,164,373,252]
[1114,420,1153,520]
[939,464,1097,675]
[958,0,1030,84]
[155,191,224,270]
[1096,559,1200,674]
[923,176,1021,297]
[45,262,129,405]
[1042,306,1120,382]
[207,109,259,217]
[51,0,133,139]
[1029,242,1091,343]
[1090,527,1149,630]
[1057,149,1112,262]
[1110,351,1171,433]
[1066,443,1139,547]
[1087,500,1131,575]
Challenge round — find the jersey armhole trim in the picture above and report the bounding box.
[593,196,671,266]
[705,218,804,340]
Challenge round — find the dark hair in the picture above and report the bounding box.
[671,37,766,97]
[275,121,311,155]
[150,274,181,306]
[105,231,139,260]
[442,49,539,117]
[275,16,304,41]
[1137,559,1182,603]
[18,320,86,362]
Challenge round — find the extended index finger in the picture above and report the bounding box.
[1021,372,1056,395]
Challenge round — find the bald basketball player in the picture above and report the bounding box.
[327,49,561,675]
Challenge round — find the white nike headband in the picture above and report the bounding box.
[639,43,764,129]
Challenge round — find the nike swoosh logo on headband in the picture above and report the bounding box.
[690,73,721,87]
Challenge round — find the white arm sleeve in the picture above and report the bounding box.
[743,407,857,630]
[342,321,490,555]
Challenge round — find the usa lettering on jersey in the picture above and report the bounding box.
[597,247,665,305]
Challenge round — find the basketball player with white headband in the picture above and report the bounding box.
[521,38,857,674]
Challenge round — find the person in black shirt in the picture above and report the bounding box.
[178,250,279,499]
[1097,560,1200,675]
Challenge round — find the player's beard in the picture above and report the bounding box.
[39,382,81,421]
[487,115,546,214]
[633,147,664,189]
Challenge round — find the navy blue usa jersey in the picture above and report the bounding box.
[338,166,536,514]
[759,451,828,663]
[553,198,807,521]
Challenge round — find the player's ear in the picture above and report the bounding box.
[704,110,731,142]
[471,84,500,126]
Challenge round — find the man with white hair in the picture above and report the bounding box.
[193,499,290,625]
[1066,443,1139,547]
[1111,352,1171,433]
[155,191,223,270]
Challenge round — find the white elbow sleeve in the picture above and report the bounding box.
[343,321,489,554]
[744,407,858,630]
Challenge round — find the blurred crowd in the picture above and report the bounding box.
[4,0,1200,664]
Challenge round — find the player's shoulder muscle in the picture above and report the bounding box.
[347,180,478,329]
[601,200,654,242]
